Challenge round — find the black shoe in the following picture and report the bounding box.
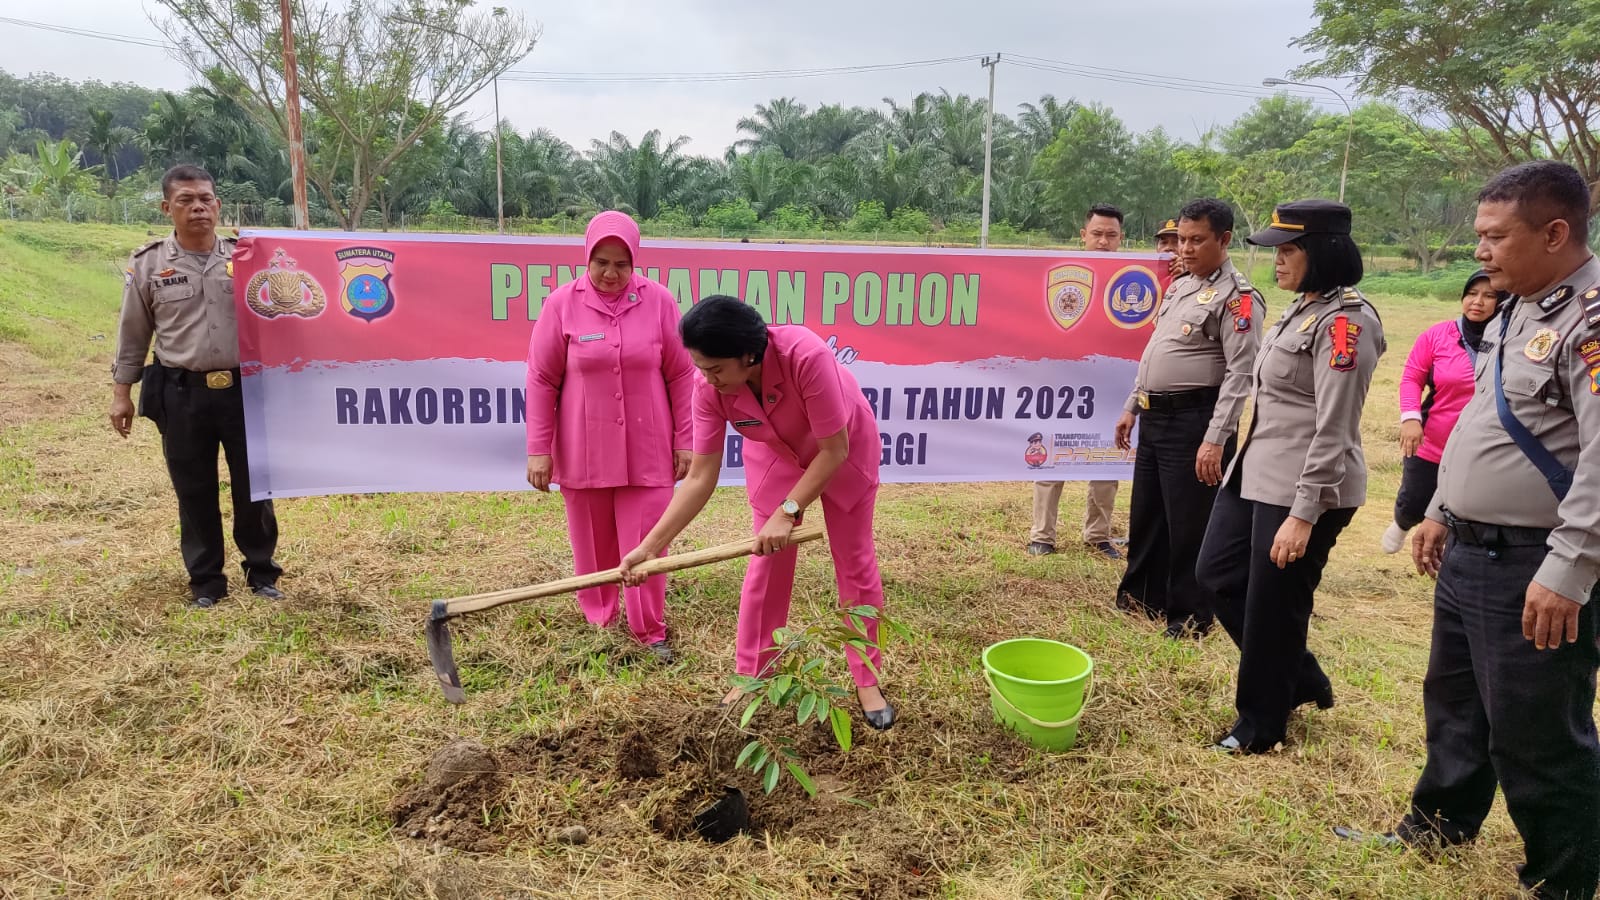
[1025,541,1056,556]
[1164,618,1211,640]
[1297,681,1335,711]
[1332,826,1404,849]
[252,584,284,600]
[189,595,219,609]
[1211,732,1280,755]
[1115,592,1161,620]
[859,689,896,730]
[1088,541,1123,561]
[647,640,674,663]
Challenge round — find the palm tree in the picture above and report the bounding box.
[84,108,128,195]
[733,98,810,160]
[800,104,879,161]
[586,130,693,220]
[1016,94,1081,154]
[729,149,811,216]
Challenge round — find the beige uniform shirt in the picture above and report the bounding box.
[1226,286,1386,523]
[111,234,239,383]
[1123,257,1264,444]
[1429,255,1600,603]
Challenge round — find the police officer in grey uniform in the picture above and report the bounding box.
[1196,199,1384,754]
[1114,199,1262,638]
[109,164,282,609]
[1343,161,1600,900]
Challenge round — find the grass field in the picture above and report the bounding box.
[0,220,1533,899]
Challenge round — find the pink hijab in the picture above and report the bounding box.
[583,210,641,303]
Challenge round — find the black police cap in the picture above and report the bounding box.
[1246,199,1352,247]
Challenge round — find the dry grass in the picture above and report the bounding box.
[0,220,1536,898]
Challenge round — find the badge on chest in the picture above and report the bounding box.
[1523,328,1559,363]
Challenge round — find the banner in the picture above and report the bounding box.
[233,230,1171,499]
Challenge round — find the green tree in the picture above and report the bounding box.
[734,98,810,160]
[1296,0,1600,205]
[1222,95,1321,158]
[587,130,693,220]
[155,0,538,229]
[1034,104,1134,233]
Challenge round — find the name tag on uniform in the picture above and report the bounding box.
[733,419,763,428]
[578,332,606,342]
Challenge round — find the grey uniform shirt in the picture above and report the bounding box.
[111,234,239,383]
[1225,286,1386,523]
[1428,255,1600,603]
[1123,257,1264,444]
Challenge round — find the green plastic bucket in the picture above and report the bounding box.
[982,638,1094,724]
[984,668,1086,751]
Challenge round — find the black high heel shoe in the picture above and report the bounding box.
[858,687,896,731]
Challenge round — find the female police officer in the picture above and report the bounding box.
[1196,200,1386,754]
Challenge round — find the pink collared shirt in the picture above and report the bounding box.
[525,274,695,489]
[692,325,879,512]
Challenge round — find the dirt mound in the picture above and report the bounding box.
[615,729,661,779]
[389,739,509,852]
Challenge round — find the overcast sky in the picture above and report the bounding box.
[3,0,1346,156]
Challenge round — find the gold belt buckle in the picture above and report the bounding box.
[1136,390,1149,410]
[204,370,234,389]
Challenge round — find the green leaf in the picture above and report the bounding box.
[814,697,830,725]
[729,674,762,691]
[797,692,817,724]
[801,658,825,675]
[749,743,769,773]
[830,706,853,752]
[770,627,789,646]
[848,604,879,618]
[769,674,794,705]
[787,763,817,798]
[735,740,761,769]
[763,758,781,794]
[740,696,763,728]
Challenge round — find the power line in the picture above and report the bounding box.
[499,55,986,84]
[0,15,169,50]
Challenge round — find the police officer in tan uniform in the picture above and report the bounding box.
[1341,161,1600,900]
[109,164,282,609]
[1154,217,1187,279]
[1029,203,1128,559]
[1113,199,1262,637]
[1195,199,1384,754]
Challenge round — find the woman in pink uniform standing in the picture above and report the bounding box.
[1380,269,1500,553]
[526,210,695,661]
[618,295,895,729]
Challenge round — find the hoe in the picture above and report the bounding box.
[426,522,826,702]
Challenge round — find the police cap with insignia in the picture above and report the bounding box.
[1245,199,1353,247]
[1155,218,1179,237]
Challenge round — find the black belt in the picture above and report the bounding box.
[1139,386,1219,412]
[163,365,241,389]
[1441,508,1551,548]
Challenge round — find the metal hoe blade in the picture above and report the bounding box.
[425,600,467,704]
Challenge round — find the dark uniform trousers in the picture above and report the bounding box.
[1393,454,1441,531]
[1401,537,1600,900]
[159,367,280,599]
[1116,397,1230,629]
[1196,481,1355,747]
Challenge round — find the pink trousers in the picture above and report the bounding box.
[736,485,885,687]
[562,485,671,645]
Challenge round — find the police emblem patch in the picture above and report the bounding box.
[1591,367,1600,396]
[1196,288,1218,305]
[336,246,397,322]
[1524,327,1559,362]
[244,248,327,319]
[1328,316,1360,371]
[1580,338,1600,368]
[124,268,134,287]
[1105,265,1160,329]
[1296,314,1318,333]
[1046,264,1094,332]
[1227,294,1252,333]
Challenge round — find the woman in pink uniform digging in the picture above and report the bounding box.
[619,295,895,730]
[526,211,696,661]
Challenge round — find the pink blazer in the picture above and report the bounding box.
[525,272,695,489]
[692,325,880,514]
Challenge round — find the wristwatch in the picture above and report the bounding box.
[779,499,800,519]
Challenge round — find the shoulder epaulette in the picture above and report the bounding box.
[1232,270,1254,294]
[131,238,164,258]
[1582,286,1600,327]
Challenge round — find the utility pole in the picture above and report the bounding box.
[979,53,999,249]
[279,0,310,229]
